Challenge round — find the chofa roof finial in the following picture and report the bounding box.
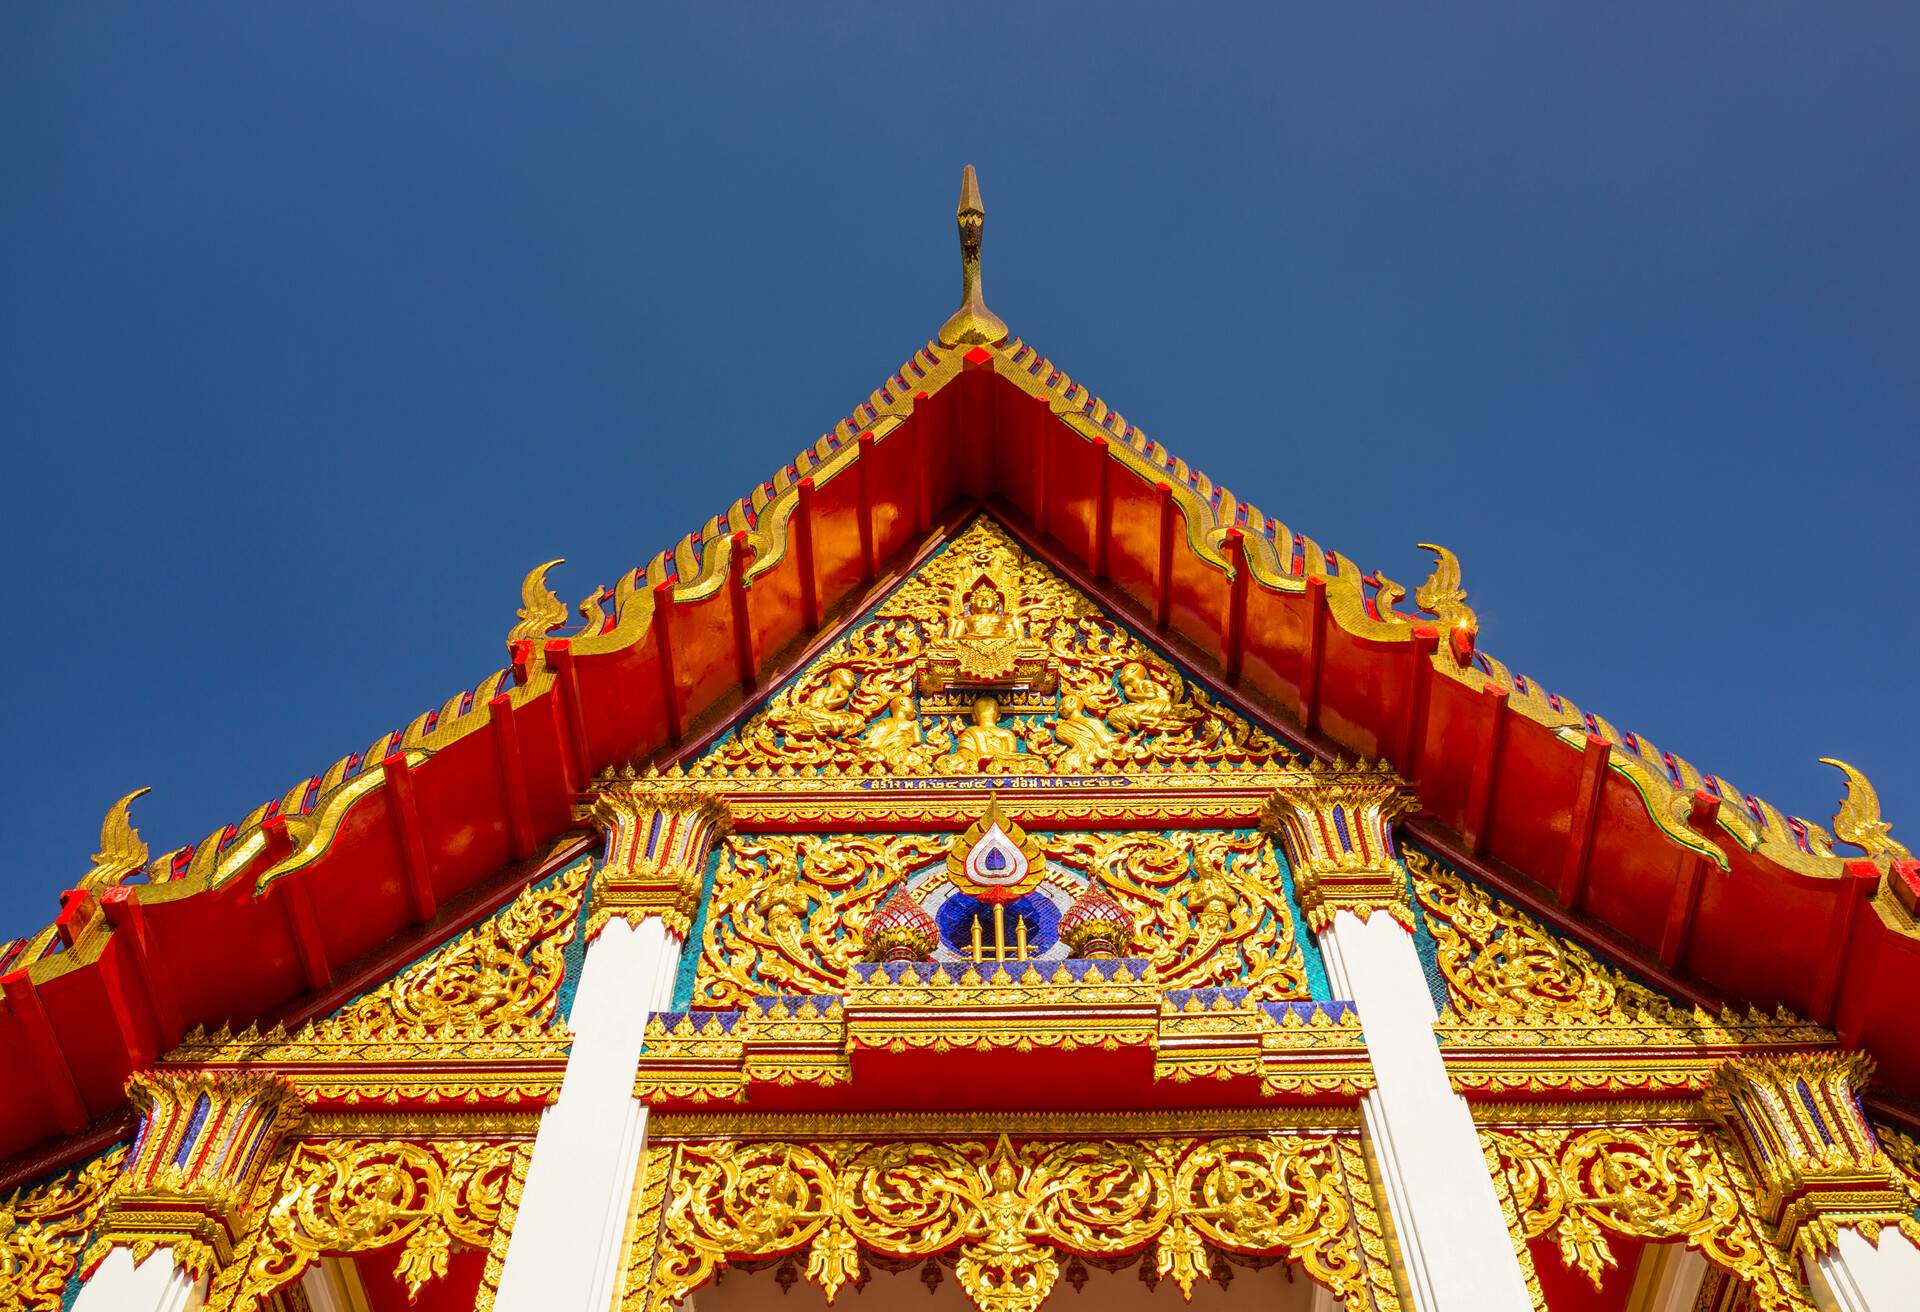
[938,164,1008,348]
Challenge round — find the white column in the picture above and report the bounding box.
[73,1246,206,1312]
[1318,909,1534,1312]
[1807,1229,1920,1312]
[494,914,684,1312]
[1626,1243,1707,1312]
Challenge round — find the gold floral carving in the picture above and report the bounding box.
[1408,848,1680,1022]
[1481,1126,1811,1312]
[685,519,1289,780]
[692,829,1308,1006]
[623,1134,1397,1312]
[695,833,950,1004]
[1042,831,1309,995]
[204,1138,526,1312]
[163,866,587,1093]
[1409,848,1835,1093]
[0,1145,128,1312]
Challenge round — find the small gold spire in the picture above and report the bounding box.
[938,164,1008,348]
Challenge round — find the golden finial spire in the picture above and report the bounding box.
[938,164,1008,348]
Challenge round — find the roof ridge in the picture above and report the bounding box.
[8,334,1904,981]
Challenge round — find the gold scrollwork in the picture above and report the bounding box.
[204,1138,526,1312]
[693,829,1308,1005]
[1407,847,1682,1022]
[1481,1126,1811,1312]
[1043,831,1308,995]
[170,865,588,1070]
[625,1134,1396,1312]
[696,834,950,1004]
[0,1145,128,1312]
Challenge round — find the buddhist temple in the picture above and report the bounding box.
[5,167,1919,1312]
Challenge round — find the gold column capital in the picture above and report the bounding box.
[85,1070,302,1279]
[1260,760,1417,933]
[1708,1050,1918,1259]
[582,773,731,940]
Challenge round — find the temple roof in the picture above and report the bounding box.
[3,168,1917,1174]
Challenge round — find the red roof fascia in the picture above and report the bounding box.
[4,346,1915,1171]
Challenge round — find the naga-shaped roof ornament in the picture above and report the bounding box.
[1820,757,1910,862]
[937,164,1008,348]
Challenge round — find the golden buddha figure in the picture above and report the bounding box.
[949,694,1021,770]
[957,580,1019,640]
[863,692,925,769]
[770,666,867,740]
[918,555,1056,699]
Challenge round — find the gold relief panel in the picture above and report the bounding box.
[618,1132,1399,1312]
[683,518,1291,782]
[0,1143,128,1312]
[164,863,589,1085]
[1480,1125,1813,1312]
[691,827,1309,1006]
[203,1137,530,1312]
[1404,846,1685,1024]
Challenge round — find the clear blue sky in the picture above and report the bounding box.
[3,5,1915,940]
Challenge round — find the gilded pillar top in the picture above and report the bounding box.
[86,1070,303,1279]
[582,771,731,939]
[1260,760,1417,933]
[1709,1050,1918,1259]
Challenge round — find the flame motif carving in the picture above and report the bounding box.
[0,1145,128,1312]
[1819,757,1910,862]
[633,1134,1396,1312]
[507,558,569,646]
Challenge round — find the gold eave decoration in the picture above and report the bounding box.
[633,973,1372,1106]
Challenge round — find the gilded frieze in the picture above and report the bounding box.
[1405,847,1681,1023]
[692,829,1308,1005]
[0,1144,128,1312]
[685,519,1289,781]
[620,1133,1397,1312]
[167,864,589,1081]
[1480,1125,1811,1312]
[204,1137,528,1312]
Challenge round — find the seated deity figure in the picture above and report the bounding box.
[1106,660,1205,736]
[769,666,866,740]
[863,693,924,766]
[950,694,1021,769]
[959,581,1018,638]
[919,561,1056,696]
[1051,692,1119,773]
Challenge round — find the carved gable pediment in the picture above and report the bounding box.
[687,517,1289,781]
